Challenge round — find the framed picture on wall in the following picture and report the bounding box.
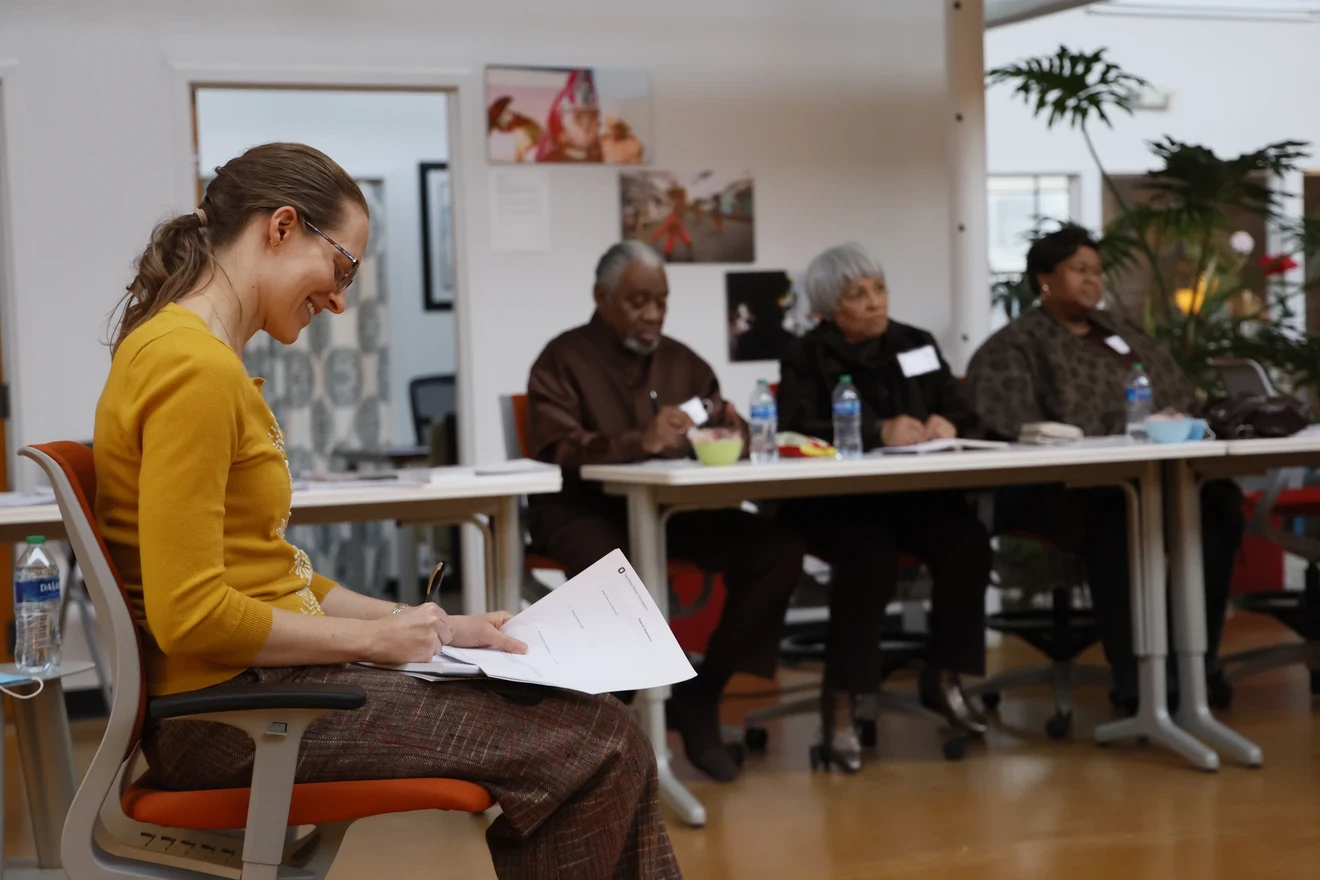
[419,161,455,311]
[485,65,652,165]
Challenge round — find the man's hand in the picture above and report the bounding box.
[881,415,927,448]
[642,406,695,455]
[924,414,957,441]
[449,612,529,654]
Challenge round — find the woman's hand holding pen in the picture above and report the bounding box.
[367,604,449,664]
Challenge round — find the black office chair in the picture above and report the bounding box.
[409,374,457,446]
[1210,358,1320,694]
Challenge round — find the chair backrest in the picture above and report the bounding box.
[21,444,147,761]
[409,374,458,446]
[1210,357,1276,398]
[499,393,534,460]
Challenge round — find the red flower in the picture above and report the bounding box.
[1260,254,1299,277]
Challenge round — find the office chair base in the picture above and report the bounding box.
[1222,640,1318,687]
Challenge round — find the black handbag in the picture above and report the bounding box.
[1203,394,1311,439]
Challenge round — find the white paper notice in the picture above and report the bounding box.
[443,550,697,695]
[1104,335,1132,355]
[489,168,551,252]
[678,396,710,427]
[897,345,941,378]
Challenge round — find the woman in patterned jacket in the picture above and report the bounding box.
[964,225,1243,712]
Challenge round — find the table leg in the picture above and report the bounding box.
[396,524,420,605]
[624,486,706,829]
[495,496,523,614]
[13,679,78,868]
[1166,461,1263,767]
[1094,464,1219,771]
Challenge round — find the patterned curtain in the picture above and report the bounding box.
[242,179,396,596]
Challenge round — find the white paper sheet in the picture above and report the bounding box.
[443,549,697,695]
[489,168,551,252]
[0,489,55,508]
[897,345,941,378]
[358,656,482,676]
[878,438,1010,455]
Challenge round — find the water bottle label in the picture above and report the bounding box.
[1125,386,1152,403]
[833,399,860,417]
[750,404,776,421]
[15,576,59,604]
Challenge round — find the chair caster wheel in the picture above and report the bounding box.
[980,691,1001,711]
[1209,676,1234,710]
[1045,711,1072,740]
[744,727,768,751]
[942,737,967,761]
[858,719,877,748]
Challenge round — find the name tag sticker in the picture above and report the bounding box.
[678,397,710,427]
[897,345,940,378]
[1105,335,1132,355]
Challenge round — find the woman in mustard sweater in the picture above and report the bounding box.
[94,143,679,880]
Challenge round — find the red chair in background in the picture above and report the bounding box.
[499,394,725,654]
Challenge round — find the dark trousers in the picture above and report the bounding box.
[783,491,992,693]
[530,497,805,685]
[995,480,1245,698]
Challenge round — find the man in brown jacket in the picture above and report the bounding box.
[526,241,804,782]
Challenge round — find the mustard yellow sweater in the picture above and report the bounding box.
[95,304,336,696]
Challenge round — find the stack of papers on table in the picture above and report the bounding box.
[368,550,697,695]
[474,458,558,476]
[878,438,1009,455]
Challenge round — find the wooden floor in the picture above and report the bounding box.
[7,613,1318,879]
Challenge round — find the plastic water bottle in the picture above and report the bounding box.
[14,536,61,674]
[832,374,863,460]
[1125,362,1153,442]
[748,380,778,464]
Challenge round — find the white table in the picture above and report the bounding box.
[584,438,1237,827]
[0,661,95,880]
[0,466,562,614]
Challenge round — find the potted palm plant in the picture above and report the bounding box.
[988,46,1319,397]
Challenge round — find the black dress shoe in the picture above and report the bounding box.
[919,668,988,736]
[665,694,740,782]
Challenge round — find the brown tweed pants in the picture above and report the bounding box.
[142,665,682,880]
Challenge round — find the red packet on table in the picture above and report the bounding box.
[776,431,836,458]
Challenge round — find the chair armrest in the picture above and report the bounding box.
[148,683,367,720]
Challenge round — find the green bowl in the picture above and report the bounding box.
[693,437,744,466]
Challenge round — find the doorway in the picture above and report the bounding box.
[191,86,460,599]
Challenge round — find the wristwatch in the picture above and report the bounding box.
[391,603,408,615]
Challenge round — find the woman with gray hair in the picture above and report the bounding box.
[778,243,992,772]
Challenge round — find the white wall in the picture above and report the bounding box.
[194,88,454,446]
[986,9,1320,235]
[0,0,952,482]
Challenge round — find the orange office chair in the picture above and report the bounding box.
[22,442,492,880]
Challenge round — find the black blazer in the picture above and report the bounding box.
[777,320,982,451]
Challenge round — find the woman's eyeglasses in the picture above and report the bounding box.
[304,221,361,291]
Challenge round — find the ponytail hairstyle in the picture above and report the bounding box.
[111,142,368,353]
